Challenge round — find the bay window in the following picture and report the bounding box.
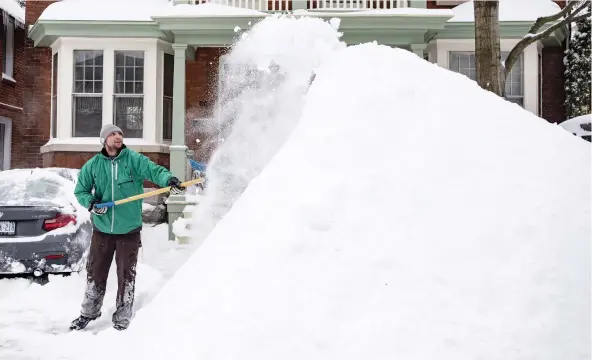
[43,38,174,154]
[72,50,103,137]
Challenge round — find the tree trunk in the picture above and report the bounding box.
[474,1,505,97]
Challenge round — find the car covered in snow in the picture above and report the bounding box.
[0,167,92,277]
[559,114,591,142]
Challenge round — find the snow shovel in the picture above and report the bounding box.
[94,177,205,209]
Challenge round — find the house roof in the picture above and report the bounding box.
[449,0,562,22]
[0,0,24,24]
[38,0,172,22]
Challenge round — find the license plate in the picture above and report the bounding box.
[0,221,15,235]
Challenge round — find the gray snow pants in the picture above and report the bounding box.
[79,229,141,327]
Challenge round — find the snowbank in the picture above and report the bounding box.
[449,0,561,22]
[75,16,588,360]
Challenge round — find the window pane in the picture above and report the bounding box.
[115,66,124,81]
[84,67,94,81]
[73,50,103,94]
[115,81,125,93]
[164,53,174,97]
[95,81,103,93]
[73,96,103,137]
[95,66,103,81]
[74,81,84,93]
[135,82,143,93]
[125,55,135,66]
[135,67,144,81]
[115,53,124,66]
[114,97,143,138]
[163,96,173,140]
[125,67,134,81]
[75,66,84,81]
[114,51,144,94]
[459,54,469,69]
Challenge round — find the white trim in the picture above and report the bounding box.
[2,16,14,78]
[52,37,162,142]
[429,38,539,115]
[0,117,12,170]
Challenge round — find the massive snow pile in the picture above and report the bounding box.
[105,15,590,360]
[5,15,590,360]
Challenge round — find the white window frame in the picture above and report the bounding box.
[2,13,15,80]
[43,38,172,153]
[72,49,104,138]
[113,50,145,139]
[0,116,12,170]
[429,39,540,115]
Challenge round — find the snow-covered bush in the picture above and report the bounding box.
[564,1,591,118]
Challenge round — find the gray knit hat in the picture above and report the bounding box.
[100,124,124,145]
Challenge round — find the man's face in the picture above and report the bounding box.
[105,131,123,150]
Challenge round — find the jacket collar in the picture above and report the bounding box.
[100,144,127,159]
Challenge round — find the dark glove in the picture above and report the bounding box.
[89,200,107,215]
[167,177,185,195]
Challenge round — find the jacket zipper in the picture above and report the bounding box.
[111,160,115,233]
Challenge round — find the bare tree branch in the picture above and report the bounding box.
[528,0,578,35]
[504,1,591,80]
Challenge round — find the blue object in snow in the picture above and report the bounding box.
[189,159,207,172]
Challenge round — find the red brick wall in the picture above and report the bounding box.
[0,21,25,109]
[14,0,57,169]
[0,10,26,169]
[541,45,566,123]
[185,47,228,163]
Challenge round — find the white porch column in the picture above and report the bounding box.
[166,43,191,242]
[522,43,540,115]
[410,43,427,58]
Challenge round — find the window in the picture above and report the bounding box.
[2,14,14,78]
[0,117,11,170]
[51,53,58,138]
[449,51,524,106]
[114,50,144,138]
[72,50,103,137]
[163,53,173,141]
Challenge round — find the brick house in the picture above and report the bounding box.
[22,0,569,172]
[0,0,24,170]
[20,0,570,240]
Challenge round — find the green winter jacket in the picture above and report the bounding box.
[74,145,174,235]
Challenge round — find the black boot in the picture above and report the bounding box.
[69,314,100,331]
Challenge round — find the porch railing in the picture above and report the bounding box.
[190,0,408,11]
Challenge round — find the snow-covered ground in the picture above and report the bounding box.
[1,14,590,360]
[0,223,198,358]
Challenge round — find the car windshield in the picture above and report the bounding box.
[0,170,71,207]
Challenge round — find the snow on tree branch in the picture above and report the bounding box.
[504,0,591,79]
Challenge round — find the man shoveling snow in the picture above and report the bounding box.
[69,124,185,331]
